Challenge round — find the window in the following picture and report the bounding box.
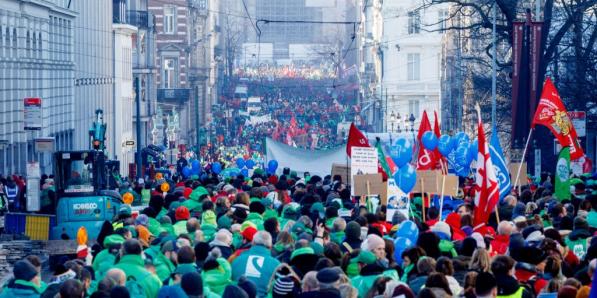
[438,9,449,33]
[407,53,420,81]
[409,100,420,117]
[408,11,421,34]
[163,6,176,34]
[163,58,177,88]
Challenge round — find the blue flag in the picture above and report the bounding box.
[489,129,512,201]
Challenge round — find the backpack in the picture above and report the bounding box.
[126,273,149,298]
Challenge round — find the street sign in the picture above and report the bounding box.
[24,97,42,130]
[34,137,55,153]
[568,111,586,137]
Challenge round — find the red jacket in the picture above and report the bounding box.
[491,234,510,255]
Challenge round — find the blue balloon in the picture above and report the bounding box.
[241,168,249,177]
[192,166,201,175]
[455,145,470,167]
[182,167,191,178]
[393,237,413,266]
[421,131,438,151]
[267,160,278,174]
[395,220,419,244]
[245,159,255,169]
[468,139,478,161]
[395,164,417,193]
[452,132,469,148]
[437,134,452,156]
[191,160,200,170]
[390,138,413,168]
[236,158,245,169]
[212,162,222,174]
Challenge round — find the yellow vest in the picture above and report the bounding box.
[498,287,524,298]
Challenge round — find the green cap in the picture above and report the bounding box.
[290,247,314,260]
[103,234,125,247]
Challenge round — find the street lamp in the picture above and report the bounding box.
[409,113,416,132]
[396,113,402,133]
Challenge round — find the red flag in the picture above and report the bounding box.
[417,111,436,170]
[346,123,370,157]
[433,111,444,172]
[473,111,500,231]
[532,78,584,160]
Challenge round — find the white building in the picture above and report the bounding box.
[112,23,137,176]
[382,1,448,133]
[0,0,76,174]
[72,0,115,153]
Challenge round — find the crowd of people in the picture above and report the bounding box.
[1,165,596,298]
[233,63,338,81]
[215,77,360,151]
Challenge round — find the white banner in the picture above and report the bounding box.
[350,147,378,195]
[265,138,347,177]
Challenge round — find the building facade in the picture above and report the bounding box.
[0,0,76,174]
[381,1,448,134]
[72,0,115,153]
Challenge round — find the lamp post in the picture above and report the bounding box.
[389,111,396,144]
[396,113,402,133]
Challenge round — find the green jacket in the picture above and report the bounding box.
[588,211,597,229]
[92,249,118,279]
[146,246,176,282]
[161,223,175,236]
[330,231,345,245]
[141,189,151,205]
[183,186,209,213]
[231,245,281,298]
[202,258,232,295]
[246,213,264,230]
[173,220,188,236]
[201,223,218,242]
[114,254,162,298]
[0,280,42,298]
[147,217,162,236]
[351,270,399,298]
[40,187,55,208]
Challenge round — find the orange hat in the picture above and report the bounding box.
[122,192,134,205]
[161,182,170,193]
[136,225,153,247]
[175,206,190,221]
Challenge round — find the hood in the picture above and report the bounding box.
[189,186,209,202]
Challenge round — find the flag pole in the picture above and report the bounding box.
[514,129,534,192]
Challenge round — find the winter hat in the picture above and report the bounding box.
[290,247,315,260]
[249,201,266,214]
[13,260,38,281]
[557,285,578,298]
[175,206,190,221]
[135,214,149,227]
[222,285,249,298]
[431,221,451,239]
[316,267,341,284]
[181,271,203,298]
[392,210,407,225]
[183,187,193,199]
[574,216,589,230]
[217,215,232,229]
[137,225,153,247]
[346,221,361,241]
[202,210,217,226]
[241,226,258,242]
[272,276,300,297]
[103,234,125,248]
[475,272,497,296]
[237,277,257,298]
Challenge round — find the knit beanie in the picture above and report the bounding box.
[175,206,190,221]
[13,260,38,281]
[181,272,203,298]
[272,276,300,297]
[217,215,232,229]
[222,285,249,298]
[346,221,361,241]
[431,221,451,239]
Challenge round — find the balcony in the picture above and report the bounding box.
[157,88,191,104]
[113,9,152,29]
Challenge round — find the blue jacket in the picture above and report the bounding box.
[231,245,281,298]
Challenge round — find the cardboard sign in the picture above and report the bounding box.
[353,173,384,196]
[412,170,441,193]
[350,147,378,195]
[331,163,351,185]
[438,175,459,197]
[509,163,528,186]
